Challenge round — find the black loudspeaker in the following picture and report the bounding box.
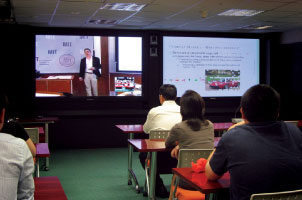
[150,47,157,57]
[150,35,158,45]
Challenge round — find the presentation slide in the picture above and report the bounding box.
[163,36,259,97]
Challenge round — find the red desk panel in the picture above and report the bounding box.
[172,167,230,194]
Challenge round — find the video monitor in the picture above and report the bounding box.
[114,77,141,96]
[163,36,260,97]
[35,35,142,97]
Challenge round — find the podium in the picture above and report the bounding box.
[36,76,74,95]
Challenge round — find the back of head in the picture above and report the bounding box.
[241,84,280,122]
[159,84,177,100]
[180,90,207,131]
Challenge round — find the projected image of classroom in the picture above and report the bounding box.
[35,35,142,97]
[205,70,240,90]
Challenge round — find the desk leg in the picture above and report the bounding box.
[205,193,214,200]
[149,152,157,200]
[128,133,140,193]
[44,123,49,170]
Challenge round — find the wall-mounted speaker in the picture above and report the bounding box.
[150,47,157,57]
[150,35,158,45]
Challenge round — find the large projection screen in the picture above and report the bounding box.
[163,36,260,97]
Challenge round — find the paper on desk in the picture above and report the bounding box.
[47,76,73,79]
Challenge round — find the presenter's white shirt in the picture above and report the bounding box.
[143,100,182,134]
[0,133,34,200]
[86,57,93,73]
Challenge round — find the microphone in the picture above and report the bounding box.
[234,104,240,119]
[232,104,243,124]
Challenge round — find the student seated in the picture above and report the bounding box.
[0,90,34,199]
[166,90,214,190]
[140,84,182,198]
[2,120,37,157]
[206,84,302,200]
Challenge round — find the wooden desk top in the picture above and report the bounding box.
[172,168,230,194]
[116,124,144,133]
[128,139,169,152]
[36,143,50,157]
[213,122,233,131]
[117,123,232,134]
[34,176,67,200]
[129,137,221,152]
[18,117,59,124]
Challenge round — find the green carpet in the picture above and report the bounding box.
[40,148,173,200]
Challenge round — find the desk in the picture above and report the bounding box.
[128,139,168,200]
[36,76,74,94]
[34,176,67,200]
[213,122,233,136]
[116,124,144,193]
[128,138,222,199]
[36,143,50,177]
[19,117,58,170]
[116,124,228,194]
[172,168,230,200]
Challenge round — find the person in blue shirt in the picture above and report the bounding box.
[206,84,302,200]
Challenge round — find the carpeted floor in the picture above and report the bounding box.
[40,148,173,200]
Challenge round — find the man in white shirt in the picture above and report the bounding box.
[143,85,182,133]
[79,48,102,96]
[0,91,35,200]
[140,84,182,198]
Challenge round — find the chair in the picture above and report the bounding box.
[25,127,39,144]
[170,149,214,200]
[250,189,302,200]
[25,128,49,177]
[143,130,170,196]
[149,130,170,140]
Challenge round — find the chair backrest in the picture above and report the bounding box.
[250,189,302,200]
[177,149,214,168]
[149,130,170,140]
[25,128,39,144]
[285,121,299,127]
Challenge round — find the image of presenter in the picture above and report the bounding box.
[79,48,101,96]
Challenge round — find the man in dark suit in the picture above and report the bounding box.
[79,48,101,96]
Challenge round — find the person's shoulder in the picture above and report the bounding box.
[0,133,26,147]
[172,121,185,129]
[148,105,163,113]
[281,121,302,135]
[221,124,247,140]
[205,120,214,127]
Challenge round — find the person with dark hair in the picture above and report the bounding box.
[140,84,181,198]
[165,90,214,190]
[79,48,101,96]
[205,84,302,200]
[0,90,34,199]
[143,84,181,133]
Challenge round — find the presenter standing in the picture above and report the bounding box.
[79,48,101,96]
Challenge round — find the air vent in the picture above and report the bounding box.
[100,3,146,11]
[218,9,264,17]
[88,19,117,25]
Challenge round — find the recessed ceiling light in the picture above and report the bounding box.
[100,3,146,11]
[218,9,264,17]
[255,25,272,30]
[88,19,117,25]
[240,24,273,30]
